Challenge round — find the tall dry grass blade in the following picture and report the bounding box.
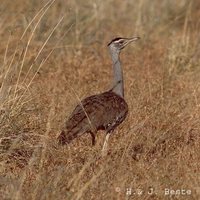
[182,1,192,46]
[120,118,148,163]
[21,16,65,86]
[12,147,43,200]
[3,31,11,65]
[13,0,56,102]
[20,0,55,40]
[0,33,18,109]
[14,16,64,109]
[68,156,99,190]
[31,93,55,200]
[73,168,103,200]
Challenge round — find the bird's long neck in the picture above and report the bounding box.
[110,50,124,98]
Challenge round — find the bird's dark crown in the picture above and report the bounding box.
[107,37,124,46]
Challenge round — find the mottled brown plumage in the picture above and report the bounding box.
[58,91,128,145]
[57,37,140,147]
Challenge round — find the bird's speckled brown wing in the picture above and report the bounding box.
[57,91,128,145]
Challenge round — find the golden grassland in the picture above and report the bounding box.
[0,0,200,199]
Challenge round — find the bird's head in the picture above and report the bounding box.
[108,37,140,53]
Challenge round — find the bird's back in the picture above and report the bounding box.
[58,91,128,144]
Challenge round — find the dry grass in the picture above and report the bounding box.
[0,0,200,199]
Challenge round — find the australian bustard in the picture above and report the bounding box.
[57,37,140,154]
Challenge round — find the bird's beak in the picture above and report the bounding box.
[123,37,140,47]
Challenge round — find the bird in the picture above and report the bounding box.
[57,37,140,154]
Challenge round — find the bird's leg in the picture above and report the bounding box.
[101,132,111,156]
[90,132,96,145]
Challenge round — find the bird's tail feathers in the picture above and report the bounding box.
[57,126,88,145]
